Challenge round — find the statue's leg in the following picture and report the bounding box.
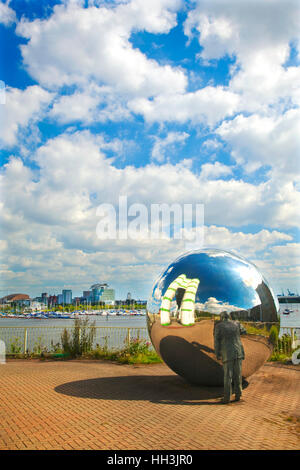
[233,359,242,400]
[223,361,233,403]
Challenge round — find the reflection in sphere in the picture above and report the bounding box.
[147,249,278,386]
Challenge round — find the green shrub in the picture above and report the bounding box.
[50,341,63,353]
[241,322,270,337]
[195,311,214,319]
[84,338,162,364]
[117,338,161,364]
[9,336,22,354]
[268,352,290,362]
[269,325,279,346]
[276,334,292,355]
[61,318,96,358]
[33,336,45,354]
[61,328,72,355]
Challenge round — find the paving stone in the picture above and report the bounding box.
[0,359,299,450]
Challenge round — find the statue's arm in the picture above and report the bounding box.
[214,327,221,359]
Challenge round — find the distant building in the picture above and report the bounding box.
[73,297,81,306]
[48,295,58,307]
[62,289,72,305]
[57,294,63,305]
[27,301,47,312]
[115,298,147,307]
[82,291,91,301]
[0,293,30,307]
[278,294,300,304]
[127,292,132,301]
[90,283,115,305]
[100,288,115,305]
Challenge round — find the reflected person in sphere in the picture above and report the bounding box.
[214,311,246,404]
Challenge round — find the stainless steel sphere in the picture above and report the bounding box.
[147,249,279,386]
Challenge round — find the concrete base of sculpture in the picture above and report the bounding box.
[149,319,272,386]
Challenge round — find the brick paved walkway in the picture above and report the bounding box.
[0,359,299,450]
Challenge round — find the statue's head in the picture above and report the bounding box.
[220,311,230,321]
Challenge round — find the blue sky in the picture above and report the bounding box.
[0,0,299,299]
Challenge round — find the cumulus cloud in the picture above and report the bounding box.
[0,1,16,26]
[204,226,292,255]
[0,129,299,296]
[2,129,298,239]
[195,297,243,315]
[16,0,186,96]
[0,86,53,148]
[216,108,300,177]
[184,0,300,112]
[199,161,232,180]
[184,0,300,61]
[202,138,222,150]
[151,131,189,162]
[129,86,240,125]
[251,243,300,295]
[49,84,131,124]
[270,243,300,267]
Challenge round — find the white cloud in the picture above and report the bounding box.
[199,161,232,180]
[129,86,240,125]
[202,138,222,150]
[49,83,131,124]
[1,134,297,295]
[204,226,292,255]
[1,121,298,296]
[151,131,189,162]
[184,0,300,61]
[195,297,243,315]
[251,243,300,295]
[115,0,182,34]
[0,1,16,26]
[16,0,186,96]
[231,55,300,113]
[2,129,298,242]
[0,128,298,243]
[216,108,300,177]
[184,0,300,112]
[0,86,53,148]
[270,243,300,267]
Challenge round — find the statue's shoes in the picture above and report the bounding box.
[220,398,230,404]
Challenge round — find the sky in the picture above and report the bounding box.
[0,0,299,300]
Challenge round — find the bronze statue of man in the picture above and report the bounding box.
[214,311,246,403]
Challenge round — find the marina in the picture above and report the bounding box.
[0,310,149,352]
[0,309,146,322]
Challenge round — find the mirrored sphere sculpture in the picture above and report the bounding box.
[147,249,279,386]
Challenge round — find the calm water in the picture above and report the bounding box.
[279,305,300,328]
[0,315,149,353]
